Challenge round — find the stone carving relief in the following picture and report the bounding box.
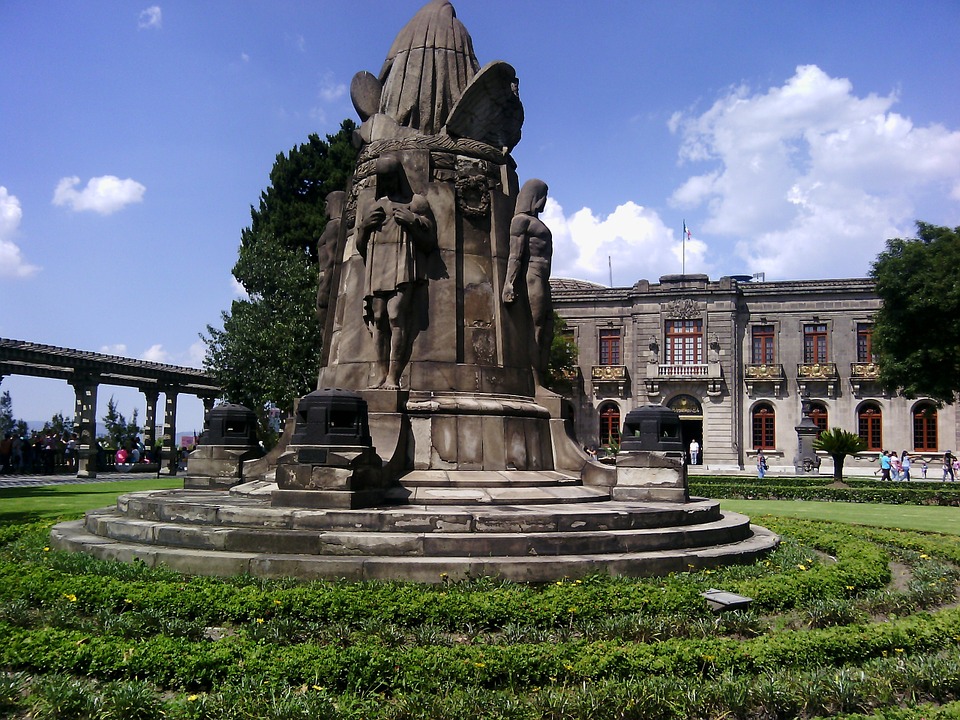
[664,298,701,319]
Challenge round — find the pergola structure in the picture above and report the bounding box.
[0,338,221,477]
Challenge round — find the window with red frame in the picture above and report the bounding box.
[752,403,775,449]
[598,329,621,365]
[803,323,828,364]
[913,403,938,451]
[858,404,882,451]
[751,325,775,364]
[665,319,703,364]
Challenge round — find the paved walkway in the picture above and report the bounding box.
[0,472,174,490]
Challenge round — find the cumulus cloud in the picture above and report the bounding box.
[0,187,39,278]
[185,340,207,369]
[544,197,708,286]
[99,344,129,356]
[140,344,170,363]
[53,175,146,215]
[669,64,960,279]
[138,6,162,30]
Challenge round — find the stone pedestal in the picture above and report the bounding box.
[273,445,386,509]
[613,451,689,502]
[794,398,822,475]
[183,403,263,489]
[273,389,387,509]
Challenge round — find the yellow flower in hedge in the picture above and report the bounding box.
[312,685,323,691]
[274,599,281,605]
[256,618,265,624]
[895,648,904,653]
[43,547,50,552]
[920,553,930,559]
[187,695,200,702]
[846,585,855,590]
[797,564,807,571]
[64,594,77,602]
[474,662,486,668]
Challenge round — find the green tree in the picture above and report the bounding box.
[813,427,868,482]
[203,121,358,443]
[42,412,74,439]
[101,397,140,449]
[545,312,579,391]
[0,390,13,437]
[870,222,960,405]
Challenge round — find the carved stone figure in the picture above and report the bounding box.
[503,178,553,382]
[356,155,436,389]
[316,190,345,333]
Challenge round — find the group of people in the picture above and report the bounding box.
[878,450,956,482]
[0,431,79,475]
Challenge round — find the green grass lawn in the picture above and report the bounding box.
[0,478,183,524]
[721,497,960,535]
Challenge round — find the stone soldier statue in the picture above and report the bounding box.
[316,190,345,334]
[356,155,436,389]
[502,178,553,383]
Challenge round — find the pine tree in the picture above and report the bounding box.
[203,121,358,444]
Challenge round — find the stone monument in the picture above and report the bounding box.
[50,0,778,581]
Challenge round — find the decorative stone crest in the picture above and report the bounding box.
[664,298,700,319]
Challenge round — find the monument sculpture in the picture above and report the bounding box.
[315,190,345,335]
[356,155,436,390]
[50,0,778,582]
[503,178,553,384]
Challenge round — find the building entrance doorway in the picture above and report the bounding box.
[667,394,704,465]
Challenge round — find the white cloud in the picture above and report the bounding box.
[544,197,708,286]
[0,187,39,278]
[99,344,128,356]
[231,276,248,299]
[185,340,206,369]
[669,64,960,279]
[53,175,146,215]
[141,344,170,363]
[318,72,346,103]
[138,6,162,30]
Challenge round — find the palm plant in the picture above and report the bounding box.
[813,427,868,481]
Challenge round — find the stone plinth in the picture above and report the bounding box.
[613,451,689,502]
[183,403,263,489]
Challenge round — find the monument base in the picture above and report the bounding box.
[613,451,689,503]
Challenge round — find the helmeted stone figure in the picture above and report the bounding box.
[503,178,553,384]
[356,155,435,389]
[316,190,345,334]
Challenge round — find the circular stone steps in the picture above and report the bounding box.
[49,488,780,583]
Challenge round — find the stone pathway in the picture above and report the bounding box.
[0,473,162,490]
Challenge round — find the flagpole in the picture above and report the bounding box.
[682,220,686,275]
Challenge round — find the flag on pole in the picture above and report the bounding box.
[684,222,692,241]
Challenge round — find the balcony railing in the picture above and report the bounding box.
[851,362,880,379]
[744,363,785,380]
[657,364,709,377]
[797,362,839,379]
[591,365,627,381]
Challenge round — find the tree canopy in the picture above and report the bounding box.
[203,120,358,440]
[870,222,960,405]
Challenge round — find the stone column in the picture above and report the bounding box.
[142,388,159,452]
[160,387,179,475]
[70,374,99,478]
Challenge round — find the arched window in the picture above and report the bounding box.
[858,403,882,452]
[913,403,938,452]
[809,402,828,439]
[751,402,775,450]
[599,403,621,447]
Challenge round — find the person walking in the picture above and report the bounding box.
[757,451,767,479]
[943,452,955,482]
[689,439,700,466]
[900,451,911,482]
[879,451,892,481]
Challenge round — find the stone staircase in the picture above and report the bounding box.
[50,481,779,583]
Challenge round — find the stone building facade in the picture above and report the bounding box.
[551,274,957,473]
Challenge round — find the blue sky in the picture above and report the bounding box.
[1,0,958,432]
